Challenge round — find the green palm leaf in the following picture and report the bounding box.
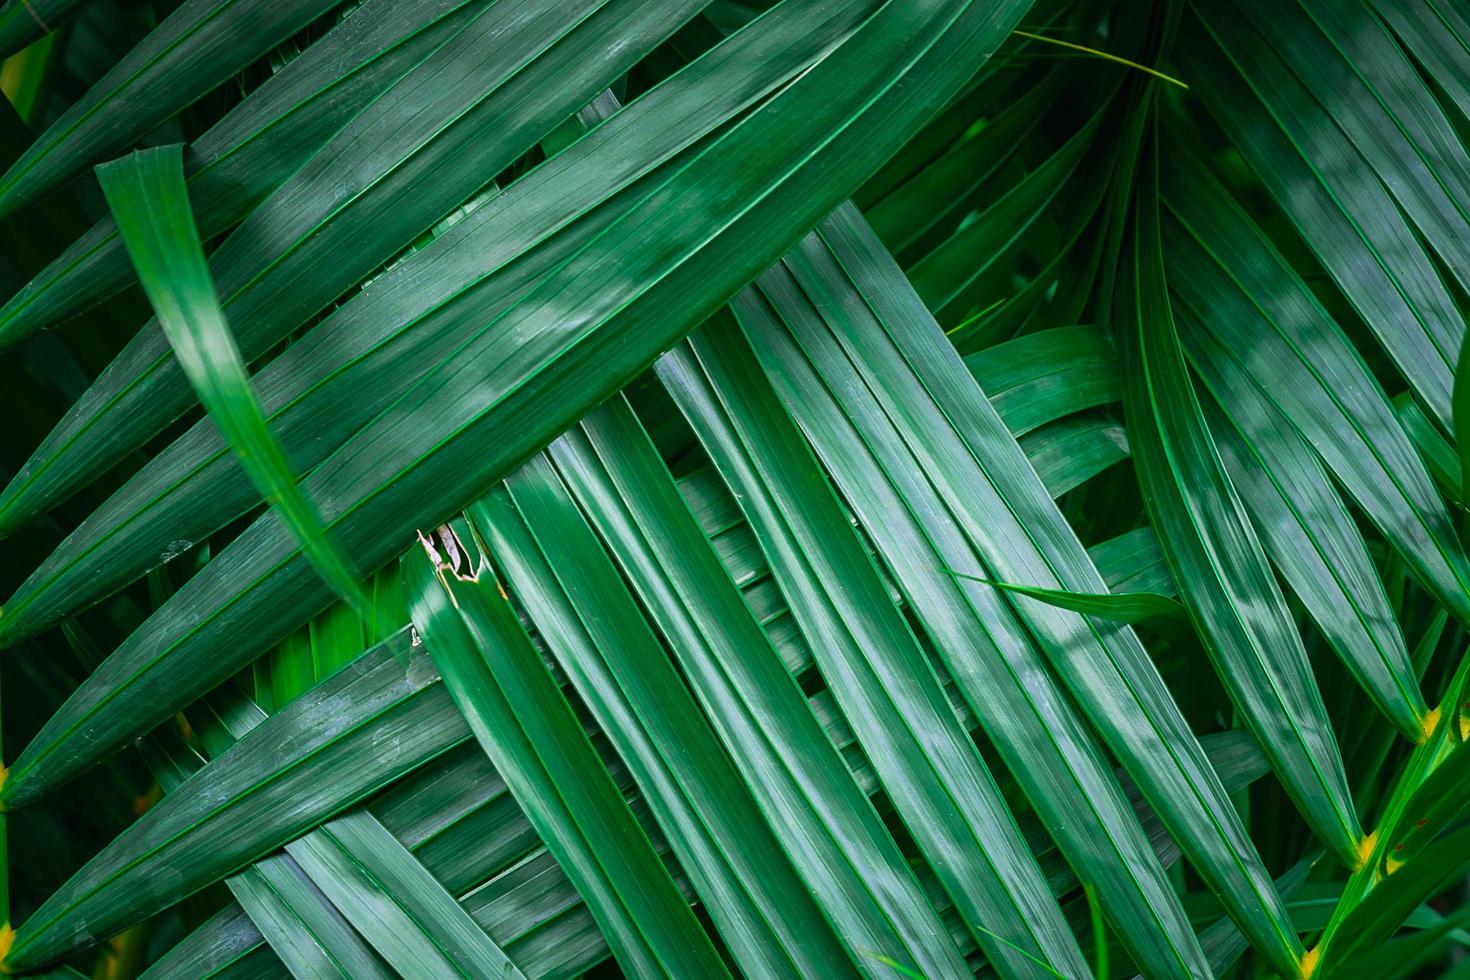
[0,0,87,62]
[2,630,466,970]
[1198,365,1427,742]
[1182,3,1466,428]
[97,144,369,619]
[9,1,1470,976]
[0,0,881,648]
[0,0,346,215]
[0,0,489,347]
[405,527,720,977]
[0,0,1029,808]
[0,0,713,535]
[659,325,1089,977]
[1121,147,1360,870]
[550,398,972,975]
[1162,154,1470,627]
[745,203,1300,975]
[476,459,853,976]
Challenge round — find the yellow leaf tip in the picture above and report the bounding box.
[1420,704,1442,744]
[0,922,16,971]
[1298,946,1320,980]
[1354,830,1378,870]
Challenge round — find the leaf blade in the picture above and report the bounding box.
[0,0,344,215]
[659,324,1089,977]
[0,0,490,346]
[96,144,370,618]
[1120,148,1360,871]
[0,0,1033,812]
[3,631,468,971]
[479,458,853,977]
[754,202,1301,975]
[405,520,728,979]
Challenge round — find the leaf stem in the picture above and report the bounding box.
[1012,30,1189,89]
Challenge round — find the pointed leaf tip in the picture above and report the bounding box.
[946,569,1188,625]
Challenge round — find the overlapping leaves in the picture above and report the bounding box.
[5,0,1470,978]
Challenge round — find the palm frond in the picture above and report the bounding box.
[4,1,1470,978]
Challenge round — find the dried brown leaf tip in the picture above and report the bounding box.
[417,524,481,583]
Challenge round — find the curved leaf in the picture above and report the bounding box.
[1119,150,1360,870]
[963,325,1120,437]
[96,144,369,618]
[1089,526,1175,596]
[1020,414,1130,499]
[951,572,1187,625]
